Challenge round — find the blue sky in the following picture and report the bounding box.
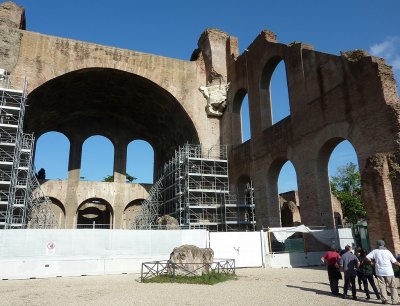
[18,1,399,191]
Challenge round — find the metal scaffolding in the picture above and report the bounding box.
[0,72,57,229]
[131,144,256,231]
[130,176,164,229]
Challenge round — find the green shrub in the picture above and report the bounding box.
[142,272,236,285]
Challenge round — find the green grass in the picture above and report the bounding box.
[142,272,237,285]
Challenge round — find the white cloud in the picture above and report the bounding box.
[370,40,395,57]
[369,37,400,72]
[370,37,400,85]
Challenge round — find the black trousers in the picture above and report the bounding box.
[343,273,356,297]
[327,265,341,295]
[361,274,380,298]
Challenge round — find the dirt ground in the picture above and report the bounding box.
[0,266,396,306]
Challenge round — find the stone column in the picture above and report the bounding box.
[362,154,400,255]
[253,159,281,229]
[112,140,128,229]
[65,136,84,228]
[296,156,335,228]
[67,137,83,181]
[64,203,77,229]
[113,141,127,183]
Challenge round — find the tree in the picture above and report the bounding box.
[102,173,137,183]
[330,162,366,224]
[36,168,46,180]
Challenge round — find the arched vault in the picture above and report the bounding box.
[25,68,200,167]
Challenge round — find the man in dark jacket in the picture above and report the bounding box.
[339,245,360,300]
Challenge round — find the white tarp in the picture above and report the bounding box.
[210,231,263,267]
[269,225,312,243]
[268,225,354,250]
[312,228,354,249]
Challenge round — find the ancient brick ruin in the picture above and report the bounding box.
[0,2,399,253]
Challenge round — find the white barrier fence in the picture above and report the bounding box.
[0,228,355,279]
[0,229,209,279]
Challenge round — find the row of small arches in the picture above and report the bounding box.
[50,197,144,229]
[35,132,358,194]
[239,61,289,143]
[35,132,154,182]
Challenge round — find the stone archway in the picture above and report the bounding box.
[122,199,144,229]
[25,68,200,174]
[49,197,66,228]
[76,198,113,229]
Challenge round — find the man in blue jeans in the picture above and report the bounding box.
[339,245,360,300]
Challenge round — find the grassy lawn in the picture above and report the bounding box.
[142,272,237,285]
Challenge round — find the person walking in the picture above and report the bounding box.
[358,248,380,300]
[321,245,342,296]
[355,247,364,291]
[366,240,400,305]
[339,245,360,300]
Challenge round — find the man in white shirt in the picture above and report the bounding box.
[366,240,400,305]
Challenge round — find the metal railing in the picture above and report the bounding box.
[76,223,112,229]
[141,259,235,282]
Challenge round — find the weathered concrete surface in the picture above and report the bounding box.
[156,215,180,229]
[0,2,23,72]
[169,245,214,276]
[39,180,149,229]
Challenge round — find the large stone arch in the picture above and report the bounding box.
[76,197,113,229]
[263,156,297,227]
[25,68,200,171]
[315,137,359,226]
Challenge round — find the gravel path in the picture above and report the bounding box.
[0,267,391,306]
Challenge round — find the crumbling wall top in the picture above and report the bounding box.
[0,1,25,29]
[260,29,277,43]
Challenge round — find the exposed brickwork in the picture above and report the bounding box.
[0,2,399,252]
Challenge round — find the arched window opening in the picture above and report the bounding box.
[76,198,113,229]
[278,161,298,194]
[34,131,70,180]
[270,61,290,124]
[127,140,154,184]
[122,199,144,229]
[327,140,364,235]
[81,135,114,181]
[277,161,300,227]
[260,58,290,129]
[241,95,251,143]
[232,89,250,144]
